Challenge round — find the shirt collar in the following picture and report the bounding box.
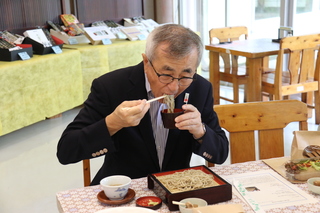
[145,72,152,95]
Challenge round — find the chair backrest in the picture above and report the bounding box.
[209,26,248,72]
[209,26,248,44]
[273,34,320,97]
[211,100,308,166]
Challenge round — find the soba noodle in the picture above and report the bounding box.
[164,95,175,113]
[156,169,219,193]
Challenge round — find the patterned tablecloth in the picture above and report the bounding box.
[56,160,320,213]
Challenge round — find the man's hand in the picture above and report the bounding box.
[174,104,205,140]
[105,100,150,136]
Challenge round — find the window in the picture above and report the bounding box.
[176,0,320,71]
[255,0,281,19]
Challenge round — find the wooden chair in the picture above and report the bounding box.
[261,33,320,124]
[209,26,249,103]
[207,100,308,167]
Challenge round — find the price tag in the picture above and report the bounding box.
[117,32,127,39]
[138,34,146,40]
[18,52,31,60]
[52,46,63,54]
[102,38,112,45]
[68,38,78,45]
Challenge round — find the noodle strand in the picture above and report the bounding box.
[156,169,219,193]
[164,95,175,113]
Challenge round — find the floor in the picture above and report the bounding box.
[0,70,319,213]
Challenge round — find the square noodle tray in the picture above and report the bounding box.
[147,165,232,211]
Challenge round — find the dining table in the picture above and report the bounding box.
[56,158,320,213]
[205,38,280,105]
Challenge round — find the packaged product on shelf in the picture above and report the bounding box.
[0,37,33,61]
[60,14,79,26]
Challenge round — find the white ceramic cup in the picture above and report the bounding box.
[100,175,132,200]
[179,198,208,213]
[307,177,320,194]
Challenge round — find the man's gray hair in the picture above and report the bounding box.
[145,24,203,66]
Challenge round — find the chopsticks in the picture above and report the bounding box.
[125,93,187,107]
[172,201,198,208]
[146,95,166,103]
[146,93,189,104]
[123,95,166,110]
[172,201,186,206]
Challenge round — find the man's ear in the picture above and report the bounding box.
[142,53,149,70]
[142,53,149,73]
[142,53,148,63]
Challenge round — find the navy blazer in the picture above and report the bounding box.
[57,62,229,185]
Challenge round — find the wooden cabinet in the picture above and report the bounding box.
[0,0,62,34]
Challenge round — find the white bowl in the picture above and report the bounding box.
[100,175,131,200]
[307,177,320,194]
[179,198,208,213]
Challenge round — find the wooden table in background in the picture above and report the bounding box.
[205,38,280,104]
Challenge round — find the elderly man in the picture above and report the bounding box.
[57,24,229,185]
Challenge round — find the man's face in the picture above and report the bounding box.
[143,43,198,102]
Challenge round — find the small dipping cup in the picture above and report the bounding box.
[161,109,184,129]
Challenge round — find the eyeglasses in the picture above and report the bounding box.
[148,60,196,86]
